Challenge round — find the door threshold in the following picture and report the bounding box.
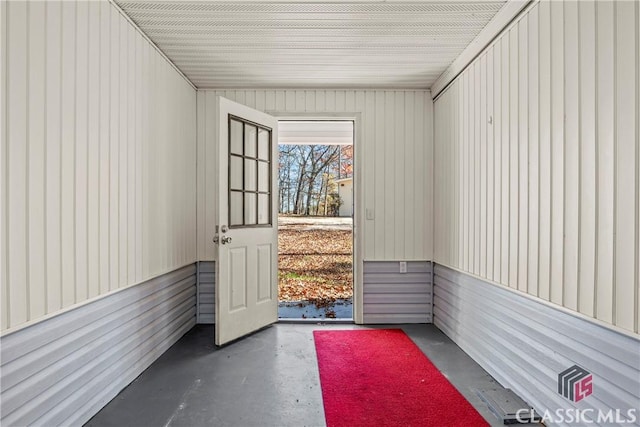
[278,318,354,324]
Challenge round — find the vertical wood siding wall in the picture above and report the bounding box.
[1,0,197,333]
[434,0,640,333]
[197,89,433,262]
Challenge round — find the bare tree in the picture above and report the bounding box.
[302,146,337,215]
[278,144,350,216]
[278,145,297,213]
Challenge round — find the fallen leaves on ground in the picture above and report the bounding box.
[278,228,353,306]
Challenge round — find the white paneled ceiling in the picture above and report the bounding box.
[116,1,507,89]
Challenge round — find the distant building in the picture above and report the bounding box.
[336,177,353,217]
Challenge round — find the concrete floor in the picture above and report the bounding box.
[86,323,507,427]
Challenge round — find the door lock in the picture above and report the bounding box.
[213,234,232,245]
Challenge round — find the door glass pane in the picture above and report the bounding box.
[230,119,243,155]
[244,159,257,191]
[230,191,243,226]
[244,193,257,225]
[244,124,257,158]
[230,156,242,190]
[258,194,269,225]
[258,128,270,161]
[258,161,269,192]
[228,117,272,228]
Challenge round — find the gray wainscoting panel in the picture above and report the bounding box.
[433,264,640,427]
[197,261,216,324]
[362,261,433,324]
[0,264,197,427]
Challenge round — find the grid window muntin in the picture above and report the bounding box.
[228,114,272,228]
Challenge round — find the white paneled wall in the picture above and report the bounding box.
[1,0,197,333]
[434,0,640,333]
[197,89,433,262]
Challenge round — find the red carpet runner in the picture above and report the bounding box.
[313,329,489,427]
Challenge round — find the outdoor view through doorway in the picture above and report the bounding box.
[277,121,354,320]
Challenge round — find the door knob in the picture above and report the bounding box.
[213,234,219,244]
[221,236,232,245]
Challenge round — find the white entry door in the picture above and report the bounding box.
[215,97,278,346]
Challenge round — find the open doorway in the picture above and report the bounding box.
[277,121,354,320]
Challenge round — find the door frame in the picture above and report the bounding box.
[271,113,363,324]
